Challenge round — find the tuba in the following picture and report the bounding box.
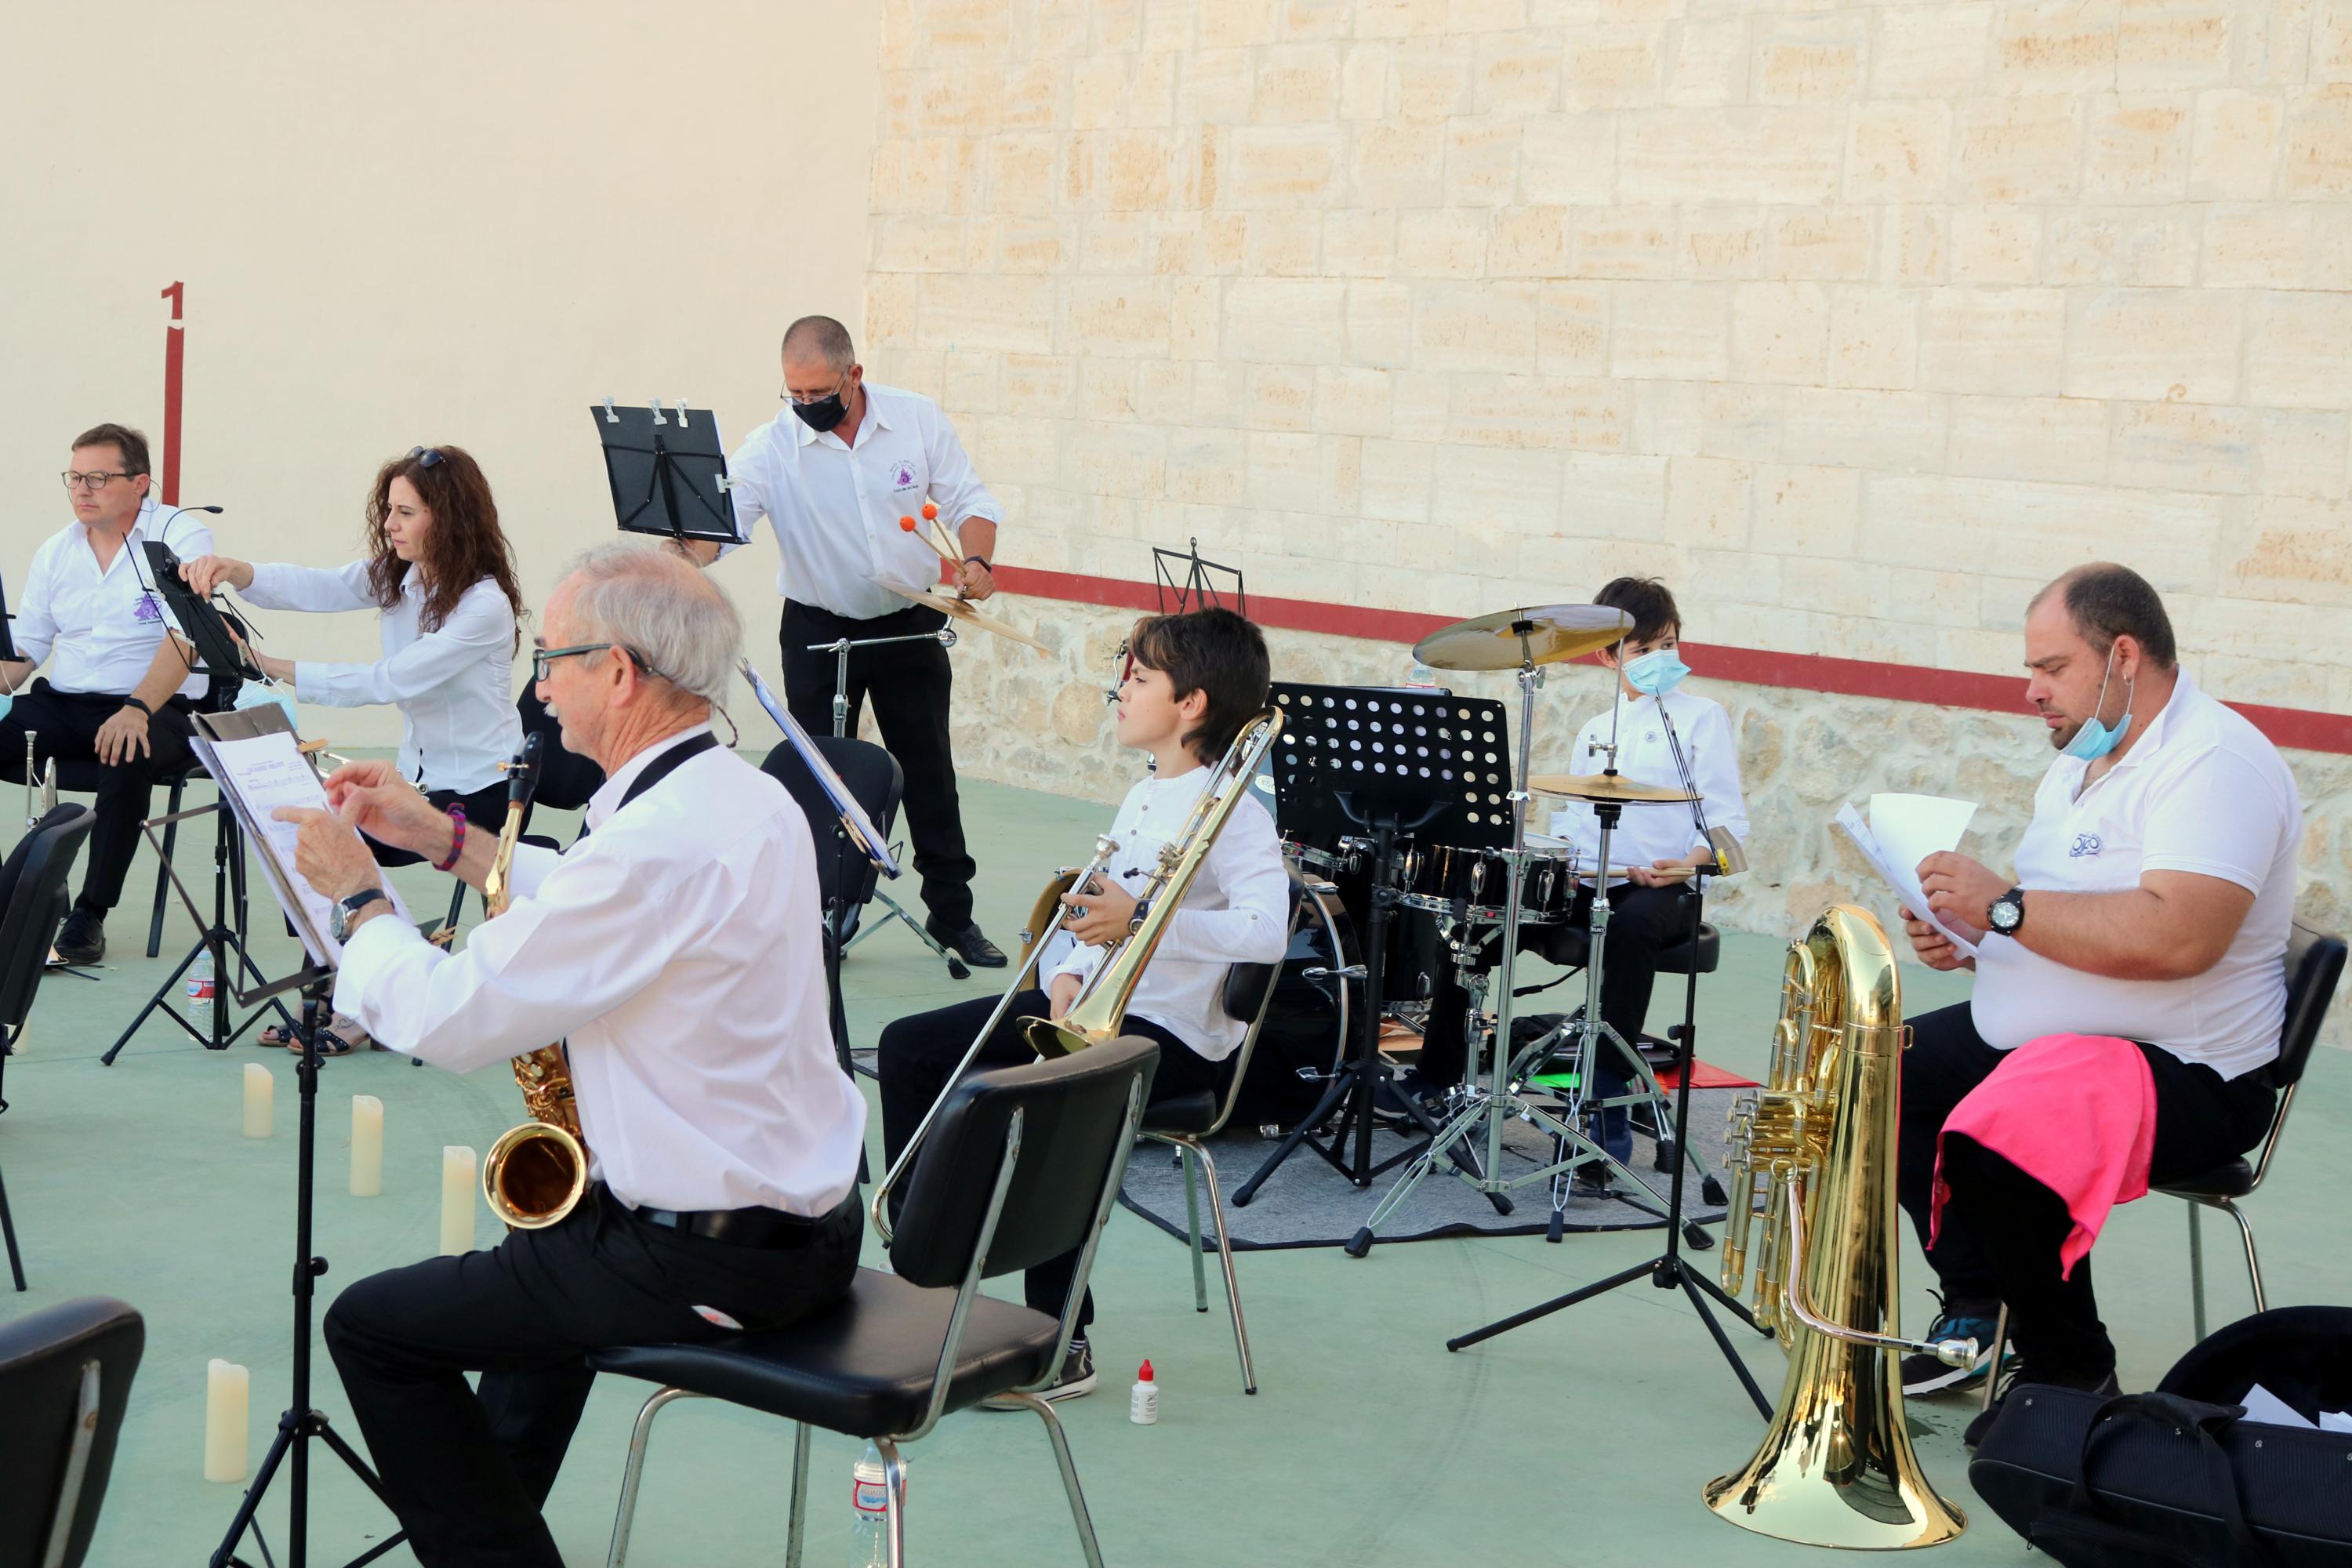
[477,735,591,1229]
[1705,905,1974,1550]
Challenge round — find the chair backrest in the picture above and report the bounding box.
[760,735,903,917]
[2262,920,2347,1095]
[0,804,96,1034]
[515,685,604,814]
[891,1035,1160,1289]
[0,1297,144,1568]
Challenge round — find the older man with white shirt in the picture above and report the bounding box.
[278,543,862,1568]
[1,423,215,963]
[1893,563,2299,1419]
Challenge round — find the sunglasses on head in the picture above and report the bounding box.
[408,446,446,470]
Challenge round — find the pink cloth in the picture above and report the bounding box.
[1929,1033,2158,1279]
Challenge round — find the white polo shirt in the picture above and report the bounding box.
[1548,688,1751,880]
[726,383,1004,622]
[1970,672,2302,1080]
[12,496,214,699]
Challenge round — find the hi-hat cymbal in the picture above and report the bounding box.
[1413,604,1633,672]
[1530,771,1699,804]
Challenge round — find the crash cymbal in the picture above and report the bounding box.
[1529,771,1699,804]
[1413,604,1633,672]
[899,585,1052,654]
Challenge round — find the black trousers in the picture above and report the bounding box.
[1417,880,1693,1090]
[368,779,514,869]
[0,680,197,916]
[877,989,1222,1337]
[781,601,976,931]
[1896,1003,2276,1381]
[324,1185,861,1568]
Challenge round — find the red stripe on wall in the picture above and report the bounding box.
[159,281,185,506]
[982,563,2352,757]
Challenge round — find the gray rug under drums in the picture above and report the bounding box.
[1119,1087,1741,1251]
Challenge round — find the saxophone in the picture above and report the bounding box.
[477,735,591,1229]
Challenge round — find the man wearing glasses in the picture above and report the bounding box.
[1,423,215,964]
[713,314,1009,969]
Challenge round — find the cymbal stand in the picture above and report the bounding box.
[1345,645,1650,1257]
[805,628,970,981]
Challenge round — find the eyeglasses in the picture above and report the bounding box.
[61,470,133,491]
[779,377,850,407]
[408,446,446,469]
[532,642,673,684]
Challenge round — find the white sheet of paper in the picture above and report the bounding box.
[1835,793,1981,959]
[2241,1383,2318,1429]
[194,731,412,964]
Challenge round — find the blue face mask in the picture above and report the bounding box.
[2060,646,2134,762]
[1623,647,1690,697]
[234,681,303,731]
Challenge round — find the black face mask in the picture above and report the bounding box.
[792,390,848,434]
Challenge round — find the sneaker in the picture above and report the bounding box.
[925,919,1007,969]
[1963,1362,2121,1449]
[1036,1338,1097,1403]
[53,909,105,966]
[1900,1294,2005,1396]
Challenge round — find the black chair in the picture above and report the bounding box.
[0,1296,143,1568]
[762,735,903,1076]
[0,804,96,1290]
[591,1035,1160,1568]
[2161,920,2347,1339]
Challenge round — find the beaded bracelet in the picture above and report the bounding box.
[434,804,468,873]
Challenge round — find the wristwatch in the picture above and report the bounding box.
[332,887,390,942]
[1987,886,2026,935]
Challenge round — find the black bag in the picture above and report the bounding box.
[1969,1307,2352,1566]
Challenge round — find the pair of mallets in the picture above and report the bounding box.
[897,501,969,590]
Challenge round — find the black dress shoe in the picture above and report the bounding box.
[53,908,106,965]
[927,920,1007,968]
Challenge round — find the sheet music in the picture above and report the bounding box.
[192,731,412,964]
[739,661,902,879]
[1835,793,1980,959]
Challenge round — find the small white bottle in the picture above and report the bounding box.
[187,948,216,1030]
[1129,1359,1159,1425]
[851,1440,891,1566]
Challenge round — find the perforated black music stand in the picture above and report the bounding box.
[592,401,738,545]
[140,542,264,684]
[1233,684,1518,1207]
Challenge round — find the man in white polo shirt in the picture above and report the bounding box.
[717,314,1008,970]
[1890,562,2299,1407]
[2,423,215,964]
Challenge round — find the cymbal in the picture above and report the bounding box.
[899,585,1051,655]
[1413,604,1633,672]
[1530,771,1699,804]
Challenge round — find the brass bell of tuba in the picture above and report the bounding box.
[1704,905,1974,1550]
[477,735,592,1229]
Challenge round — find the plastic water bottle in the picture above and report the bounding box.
[1130,1360,1160,1425]
[1405,658,1438,688]
[187,948,216,1030]
[850,1441,891,1566]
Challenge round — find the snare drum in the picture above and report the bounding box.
[1519,835,1580,924]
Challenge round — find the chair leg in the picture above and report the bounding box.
[1178,1142,1208,1312]
[785,1421,811,1568]
[605,1386,693,1568]
[2188,1202,2208,1342]
[1007,1391,1105,1568]
[1979,1304,2009,1416]
[442,879,466,935]
[2221,1200,2266,1317]
[147,773,187,958]
[1191,1141,1258,1396]
[879,1436,908,1568]
[0,1162,24,1292]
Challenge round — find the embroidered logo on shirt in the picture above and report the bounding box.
[133,593,163,624]
[891,463,919,490]
[2069,833,2103,858]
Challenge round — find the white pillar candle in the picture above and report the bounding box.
[203,1359,249,1482]
[439,1145,477,1255]
[350,1095,384,1197]
[241,1063,272,1139]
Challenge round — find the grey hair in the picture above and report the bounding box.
[556,542,742,710]
[781,314,855,368]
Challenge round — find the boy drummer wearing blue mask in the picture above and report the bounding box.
[1406,578,1750,1189]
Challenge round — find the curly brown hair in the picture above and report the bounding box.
[363,445,524,645]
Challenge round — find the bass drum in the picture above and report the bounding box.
[1229,872,1362,1128]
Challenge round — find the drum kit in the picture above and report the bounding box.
[1257,602,1729,1255]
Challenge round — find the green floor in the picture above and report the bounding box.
[3,767,2345,1566]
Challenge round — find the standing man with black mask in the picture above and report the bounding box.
[715,314,1007,969]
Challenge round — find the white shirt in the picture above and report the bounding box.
[335,727,867,1216]
[726,383,1005,621]
[12,496,215,699]
[1971,673,2302,1080]
[1047,771,1290,1061]
[239,561,523,795]
[1548,688,1750,881]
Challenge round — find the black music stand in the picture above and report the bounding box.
[592,400,738,546]
[141,542,265,684]
[1232,683,1515,1208]
[1151,538,1245,617]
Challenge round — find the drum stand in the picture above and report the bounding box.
[1345,655,1653,1257]
[806,628,969,981]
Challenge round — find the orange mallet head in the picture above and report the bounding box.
[921,501,939,521]
[898,515,917,532]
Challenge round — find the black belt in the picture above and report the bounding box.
[623,1190,850,1250]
